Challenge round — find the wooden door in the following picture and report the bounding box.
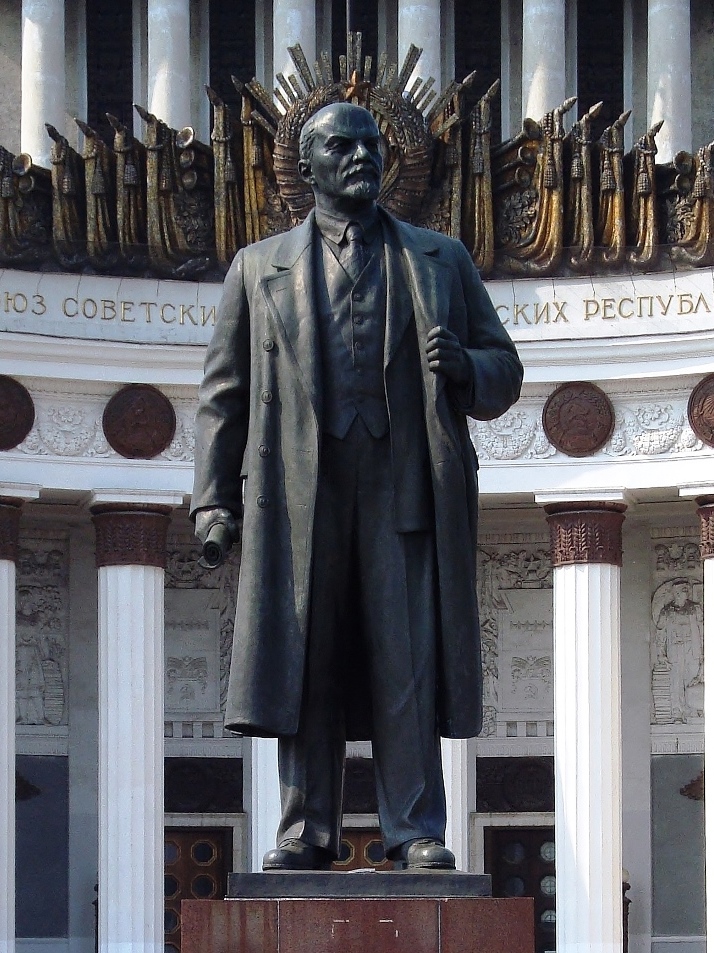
[164,827,232,953]
[484,826,556,953]
[332,828,393,870]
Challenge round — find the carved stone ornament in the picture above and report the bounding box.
[91,505,172,568]
[542,381,615,457]
[688,374,714,448]
[0,499,22,562]
[696,497,714,559]
[0,375,35,451]
[102,384,176,459]
[544,503,626,567]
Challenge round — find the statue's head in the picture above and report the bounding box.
[298,102,383,209]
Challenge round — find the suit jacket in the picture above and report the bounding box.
[191,207,523,739]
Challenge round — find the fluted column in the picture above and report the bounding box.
[647,0,691,162]
[398,0,441,93]
[248,738,282,872]
[148,0,191,129]
[441,738,470,871]
[694,496,714,949]
[21,0,65,168]
[0,500,21,953]
[0,487,38,953]
[273,0,315,91]
[92,491,182,953]
[543,500,626,953]
[521,0,566,120]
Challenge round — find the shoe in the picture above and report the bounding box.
[262,838,334,871]
[396,838,456,870]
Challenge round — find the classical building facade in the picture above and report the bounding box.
[1,2,713,953]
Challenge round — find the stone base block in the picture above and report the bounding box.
[182,894,534,953]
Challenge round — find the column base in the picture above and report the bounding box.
[182,875,534,953]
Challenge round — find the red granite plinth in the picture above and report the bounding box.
[181,897,534,953]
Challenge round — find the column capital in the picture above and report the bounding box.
[91,503,175,569]
[544,502,627,568]
[695,497,714,560]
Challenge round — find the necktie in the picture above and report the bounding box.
[341,222,366,283]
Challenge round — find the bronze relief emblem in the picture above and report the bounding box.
[102,383,176,459]
[0,375,35,451]
[542,381,615,457]
[688,374,714,448]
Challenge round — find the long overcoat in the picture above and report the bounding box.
[191,207,523,739]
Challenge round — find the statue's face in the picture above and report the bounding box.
[300,104,383,204]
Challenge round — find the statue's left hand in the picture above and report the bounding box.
[425,326,472,386]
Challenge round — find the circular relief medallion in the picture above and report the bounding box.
[542,381,615,457]
[102,384,176,459]
[0,375,35,450]
[688,374,714,448]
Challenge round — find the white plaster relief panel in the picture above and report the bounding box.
[650,527,704,752]
[12,385,197,465]
[15,532,69,727]
[164,538,239,743]
[476,538,553,743]
[471,385,707,463]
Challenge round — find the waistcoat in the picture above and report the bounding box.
[314,233,389,439]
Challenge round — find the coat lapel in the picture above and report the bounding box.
[260,213,321,419]
[382,211,449,401]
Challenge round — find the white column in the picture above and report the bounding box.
[0,488,39,953]
[647,0,691,162]
[441,738,470,871]
[398,0,441,93]
[681,489,714,952]
[21,0,65,168]
[148,0,191,128]
[92,492,181,953]
[521,0,566,120]
[273,0,316,89]
[542,497,626,953]
[248,738,282,872]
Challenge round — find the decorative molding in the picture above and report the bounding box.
[545,503,626,567]
[102,384,176,459]
[542,382,615,457]
[0,500,22,561]
[0,376,34,450]
[471,391,708,463]
[687,374,714,448]
[92,505,172,568]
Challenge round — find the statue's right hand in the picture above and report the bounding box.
[194,507,239,546]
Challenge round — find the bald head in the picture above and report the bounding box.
[297,102,383,214]
[299,102,379,163]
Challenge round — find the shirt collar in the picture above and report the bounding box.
[314,204,381,245]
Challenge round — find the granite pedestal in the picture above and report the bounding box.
[181,873,534,953]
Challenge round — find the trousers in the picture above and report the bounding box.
[276,417,446,857]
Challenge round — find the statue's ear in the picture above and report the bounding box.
[298,159,314,185]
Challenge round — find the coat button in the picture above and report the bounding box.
[257,496,269,508]
[263,339,274,351]
[258,445,270,457]
[261,390,273,403]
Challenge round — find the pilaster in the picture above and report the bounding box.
[541,494,626,953]
[91,490,182,953]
